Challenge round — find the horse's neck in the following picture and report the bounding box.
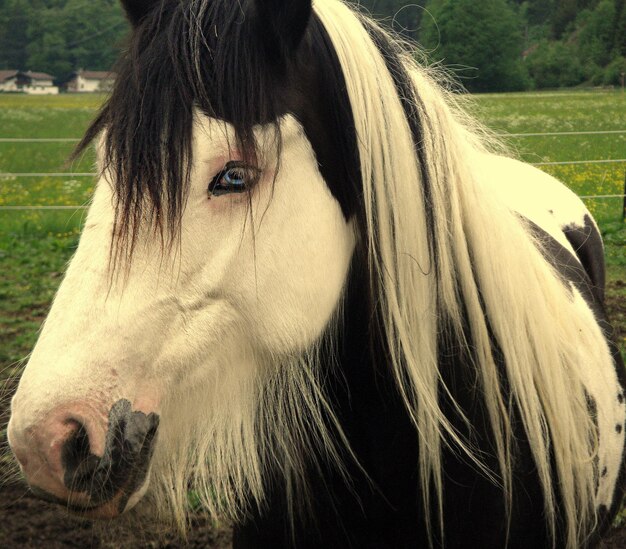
[329,256,421,483]
[328,260,551,547]
[234,256,554,548]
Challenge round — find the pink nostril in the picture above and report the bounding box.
[8,407,104,499]
[61,421,101,489]
[9,399,159,513]
[45,420,85,477]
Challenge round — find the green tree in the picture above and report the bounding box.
[420,0,529,92]
[515,0,556,26]
[359,0,423,39]
[26,0,127,81]
[552,0,579,37]
[602,55,626,84]
[612,0,626,56]
[576,0,617,67]
[0,0,33,69]
[525,40,585,87]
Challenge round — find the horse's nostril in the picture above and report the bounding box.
[58,400,160,508]
[11,399,159,513]
[62,422,101,492]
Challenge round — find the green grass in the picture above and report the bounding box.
[0,95,103,373]
[0,142,94,172]
[469,89,626,133]
[0,231,79,372]
[0,175,93,207]
[0,95,98,238]
[0,93,105,137]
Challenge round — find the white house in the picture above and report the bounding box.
[0,70,20,92]
[23,71,59,95]
[65,70,115,93]
[0,70,59,94]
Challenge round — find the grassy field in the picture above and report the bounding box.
[0,89,625,370]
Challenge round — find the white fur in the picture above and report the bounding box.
[476,155,623,510]
[9,115,355,519]
[476,155,592,249]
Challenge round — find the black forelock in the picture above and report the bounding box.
[75,0,363,259]
[77,0,282,254]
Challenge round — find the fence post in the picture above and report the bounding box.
[623,168,626,221]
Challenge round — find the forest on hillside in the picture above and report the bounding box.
[0,0,624,92]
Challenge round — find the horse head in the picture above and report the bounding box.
[8,0,358,520]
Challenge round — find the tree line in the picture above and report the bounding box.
[0,0,126,81]
[0,0,624,92]
[364,0,626,91]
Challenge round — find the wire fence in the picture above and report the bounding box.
[0,138,79,143]
[0,173,95,177]
[2,129,625,142]
[1,156,626,177]
[1,130,625,214]
[497,130,626,137]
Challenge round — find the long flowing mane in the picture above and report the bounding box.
[317,4,602,546]
[75,1,609,547]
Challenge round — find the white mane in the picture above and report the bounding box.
[317,1,612,547]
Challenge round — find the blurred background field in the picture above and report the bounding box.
[1,89,625,371]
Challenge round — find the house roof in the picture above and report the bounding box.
[0,70,19,82]
[25,71,55,81]
[0,70,56,82]
[76,70,116,80]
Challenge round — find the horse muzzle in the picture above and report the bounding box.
[8,398,159,518]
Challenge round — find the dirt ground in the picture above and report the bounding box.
[1,281,625,548]
[1,480,625,548]
[0,482,233,548]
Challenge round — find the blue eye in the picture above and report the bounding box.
[208,161,260,197]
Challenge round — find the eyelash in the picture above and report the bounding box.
[208,161,261,198]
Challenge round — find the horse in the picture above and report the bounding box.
[6,0,625,547]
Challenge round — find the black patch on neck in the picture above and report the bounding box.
[562,214,606,304]
[286,16,362,220]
